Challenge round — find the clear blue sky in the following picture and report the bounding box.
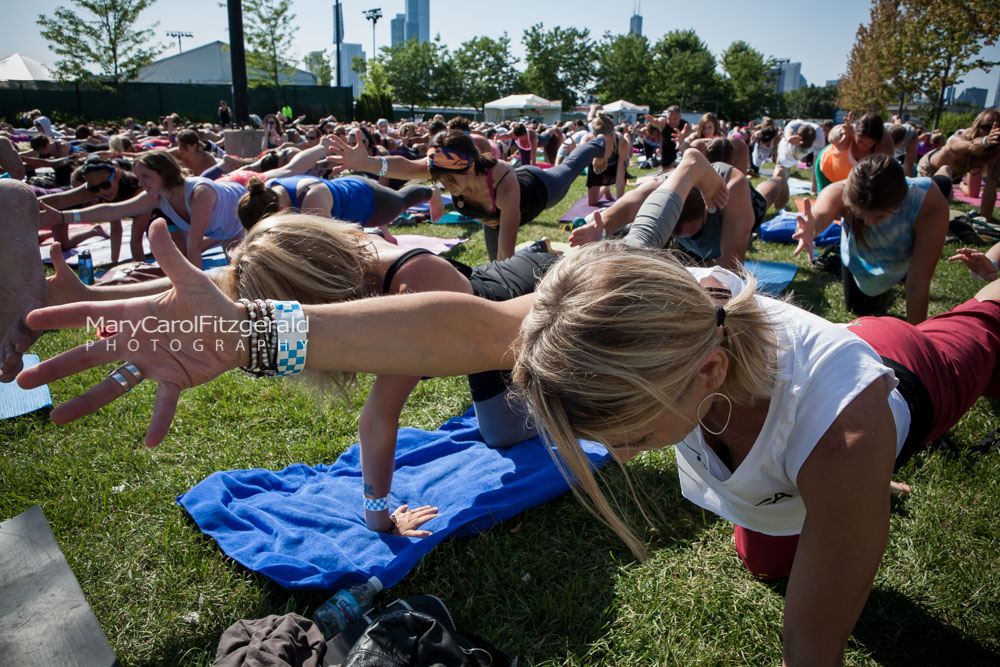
[6,0,999,101]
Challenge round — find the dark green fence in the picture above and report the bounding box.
[0,81,353,124]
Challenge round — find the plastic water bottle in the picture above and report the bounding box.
[572,217,587,229]
[312,575,383,638]
[77,250,94,285]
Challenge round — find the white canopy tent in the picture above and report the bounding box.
[484,94,562,125]
[602,99,649,123]
[0,54,54,81]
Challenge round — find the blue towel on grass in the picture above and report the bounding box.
[0,355,52,419]
[760,210,841,247]
[177,409,610,592]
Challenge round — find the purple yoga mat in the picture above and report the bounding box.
[558,195,616,222]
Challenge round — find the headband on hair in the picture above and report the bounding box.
[82,157,116,174]
[427,146,475,171]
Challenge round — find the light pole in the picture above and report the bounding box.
[363,8,382,60]
[166,31,193,53]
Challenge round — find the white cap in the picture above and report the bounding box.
[368,575,383,593]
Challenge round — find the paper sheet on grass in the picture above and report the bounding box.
[0,355,52,419]
[178,409,611,591]
[787,178,813,196]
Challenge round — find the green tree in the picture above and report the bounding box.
[719,41,778,121]
[592,32,653,105]
[647,30,722,114]
[782,84,839,119]
[354,59,394,122]
[37,0,162,86]
[380,36,453,115]
[243,0,298,102]
[303,50,332,87]
[452,34,519,110]
[520,24,595,110]
[907,0,1000,129]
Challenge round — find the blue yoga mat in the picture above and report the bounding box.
[745,260,799,296]
[177,409,611,592]
[760,210,841,247]
[0,355,52,418]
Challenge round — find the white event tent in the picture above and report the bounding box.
[602,99,649,123]
[0,54,55,81]
[484,94,562,125]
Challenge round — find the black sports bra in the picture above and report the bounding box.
[381,248,472,294]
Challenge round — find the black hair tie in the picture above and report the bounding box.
[716,306,727,327]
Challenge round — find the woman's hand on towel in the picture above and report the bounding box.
[568,210,605,247]
[17,219,246,448]
[392,504,439,538]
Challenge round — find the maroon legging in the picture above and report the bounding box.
[735,298,1000,579]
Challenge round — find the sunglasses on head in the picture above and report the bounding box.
[85,169,115,192]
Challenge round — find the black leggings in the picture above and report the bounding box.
[367,181,433,227]
[482,137,606,258]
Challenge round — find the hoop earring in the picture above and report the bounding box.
[697,392,732,436]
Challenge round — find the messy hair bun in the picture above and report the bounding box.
[237,176,281,230]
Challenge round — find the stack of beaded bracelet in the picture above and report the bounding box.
[238,298,279,377]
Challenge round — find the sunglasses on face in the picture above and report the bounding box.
[85,169,114,192]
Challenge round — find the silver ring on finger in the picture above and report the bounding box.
[109,371,133,394]
[122,362,143,383]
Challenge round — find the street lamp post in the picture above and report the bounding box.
[166,31,193,53]
[363,8,382,60]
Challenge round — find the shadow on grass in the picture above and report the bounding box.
[853,587,1000,665]
[761,559,999,665]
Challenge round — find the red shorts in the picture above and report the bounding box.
[734,298,1000,579]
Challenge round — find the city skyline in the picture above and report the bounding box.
[4,0,998,102]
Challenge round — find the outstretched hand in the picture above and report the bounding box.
[16,219,247,447]
[319,132,372,174]
[792,199,816,261]
[949,247,999,282]
[391,504,439,538]
[569,210,606,247]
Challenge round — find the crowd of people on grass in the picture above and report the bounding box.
[2,97,1000,664]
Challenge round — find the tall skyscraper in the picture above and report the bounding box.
[774,61,803,94]
[629,14,642,35]
[992,71,1000,108]
[404,0,429,44]
[956,87,988,108]
[335,43,366,97]
[390,13,406,47]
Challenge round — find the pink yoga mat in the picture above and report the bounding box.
[393,234,468,254]
[558,195,616,222]
[954,190,983,208]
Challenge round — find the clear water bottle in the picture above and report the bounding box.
[77,249,94,285]
[312,575,383,638]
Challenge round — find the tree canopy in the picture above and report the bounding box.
[592,33,653,105]
[243,0,298,97]
[520,24,595,110]
[452,34,519,110]
[647,30,723,114]
[37,0,162,86]
[303,50,332,87]
[719,41,778,122]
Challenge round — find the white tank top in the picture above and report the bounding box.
[675,267,911,536]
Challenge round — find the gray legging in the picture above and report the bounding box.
[368,181,433,227]
[482,136,607,259]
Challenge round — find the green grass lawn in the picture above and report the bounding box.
[2,166,999,665]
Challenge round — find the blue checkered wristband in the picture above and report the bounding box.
[272,300,308,377]
[364,496,388,512]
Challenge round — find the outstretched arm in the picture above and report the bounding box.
[17,220,530,446]
[904,183,949,324]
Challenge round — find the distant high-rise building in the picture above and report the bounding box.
[825,78,842,88]
[629,14,642,35]
[956,86,988,108]
[774,61,803,94]
[390,13,406,47]
[993,71,1000,107]
[404,0,429,44]
[332,2,344,44]
[335,43,365,97]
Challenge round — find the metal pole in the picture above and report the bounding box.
[226,0,250,125]
[335,0,342,88]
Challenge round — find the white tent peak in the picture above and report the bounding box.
[0,53,55,81]
[485,94,561,110]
